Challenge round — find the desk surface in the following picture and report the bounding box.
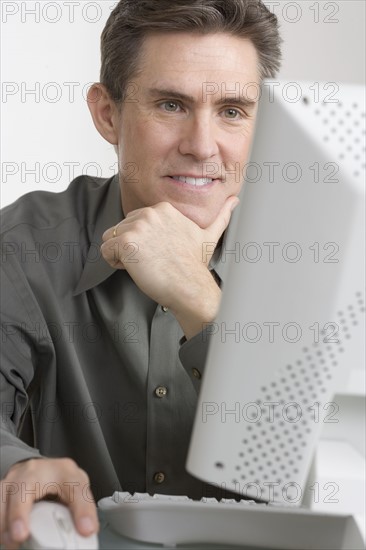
[98,512,270,550]
[98,511,366,550]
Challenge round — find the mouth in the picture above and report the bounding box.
[167,175,219,188]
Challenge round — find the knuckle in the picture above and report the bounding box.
[157,201,172,213]
[59,457,78,473]
[22,458,42,473]
[143,206,159,220]
[119,231,134,248]
[77,468,90,484]
[132,220,145,233]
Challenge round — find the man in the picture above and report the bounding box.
[0,0,281,546]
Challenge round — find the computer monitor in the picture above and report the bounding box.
[186,81,365,505]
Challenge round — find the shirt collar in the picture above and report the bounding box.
[73,174,124,296]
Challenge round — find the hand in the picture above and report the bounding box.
[0,458,99,549]
[101,196,239,339]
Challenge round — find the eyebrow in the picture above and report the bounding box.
[147,87,258,109]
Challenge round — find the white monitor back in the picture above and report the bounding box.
[186,82,365,505]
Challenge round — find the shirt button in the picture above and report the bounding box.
[192,368,202,380]
[153,472,165,484]
[155,386,168,398]
[161,306,169,313]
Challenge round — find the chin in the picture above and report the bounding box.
[174,204,216,229]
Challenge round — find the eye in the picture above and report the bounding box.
[160,101,181,112]
[223,108,242,120]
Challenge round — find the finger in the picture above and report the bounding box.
[37,461,99,537]
[5,483,34,545]
[125,207,145,219]
[100,238,129,269]
[69,497,99,536]
[103,219,140,242]
[205,196,240,242]
[102,208,147,242]
[102,220,123,242]
[58,470,99,536]
[0,461,42,547]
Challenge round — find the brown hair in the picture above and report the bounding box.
[100,0,282,103]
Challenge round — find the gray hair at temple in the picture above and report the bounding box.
[100,0,282,104]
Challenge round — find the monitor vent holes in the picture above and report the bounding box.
[234,292,364,486]
[305,96,365,179]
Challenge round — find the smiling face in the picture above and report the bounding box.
[114,32,260,228]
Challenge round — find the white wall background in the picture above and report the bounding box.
[1,0,365,207]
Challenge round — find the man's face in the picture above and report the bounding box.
[114,32,260,228]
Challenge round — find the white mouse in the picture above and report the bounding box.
[23,501,99,549]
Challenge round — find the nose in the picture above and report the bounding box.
[178,114,219,160]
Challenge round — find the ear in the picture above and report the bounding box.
[87,83,120,145]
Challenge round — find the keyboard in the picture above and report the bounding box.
[98,491,365,549]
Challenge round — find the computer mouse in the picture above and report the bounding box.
[23,500,99,549]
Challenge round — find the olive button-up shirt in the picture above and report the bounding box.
[0,174,229,502]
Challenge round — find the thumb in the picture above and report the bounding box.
[205,196,240,242]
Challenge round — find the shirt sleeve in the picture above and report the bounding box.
[0,259,44,478]
[178,324,216,392]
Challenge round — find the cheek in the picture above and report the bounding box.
[136,123,177,162]
[233,131,254,164]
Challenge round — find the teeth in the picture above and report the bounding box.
[174,176,213,186]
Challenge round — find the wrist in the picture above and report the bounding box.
[171,272,221,340]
